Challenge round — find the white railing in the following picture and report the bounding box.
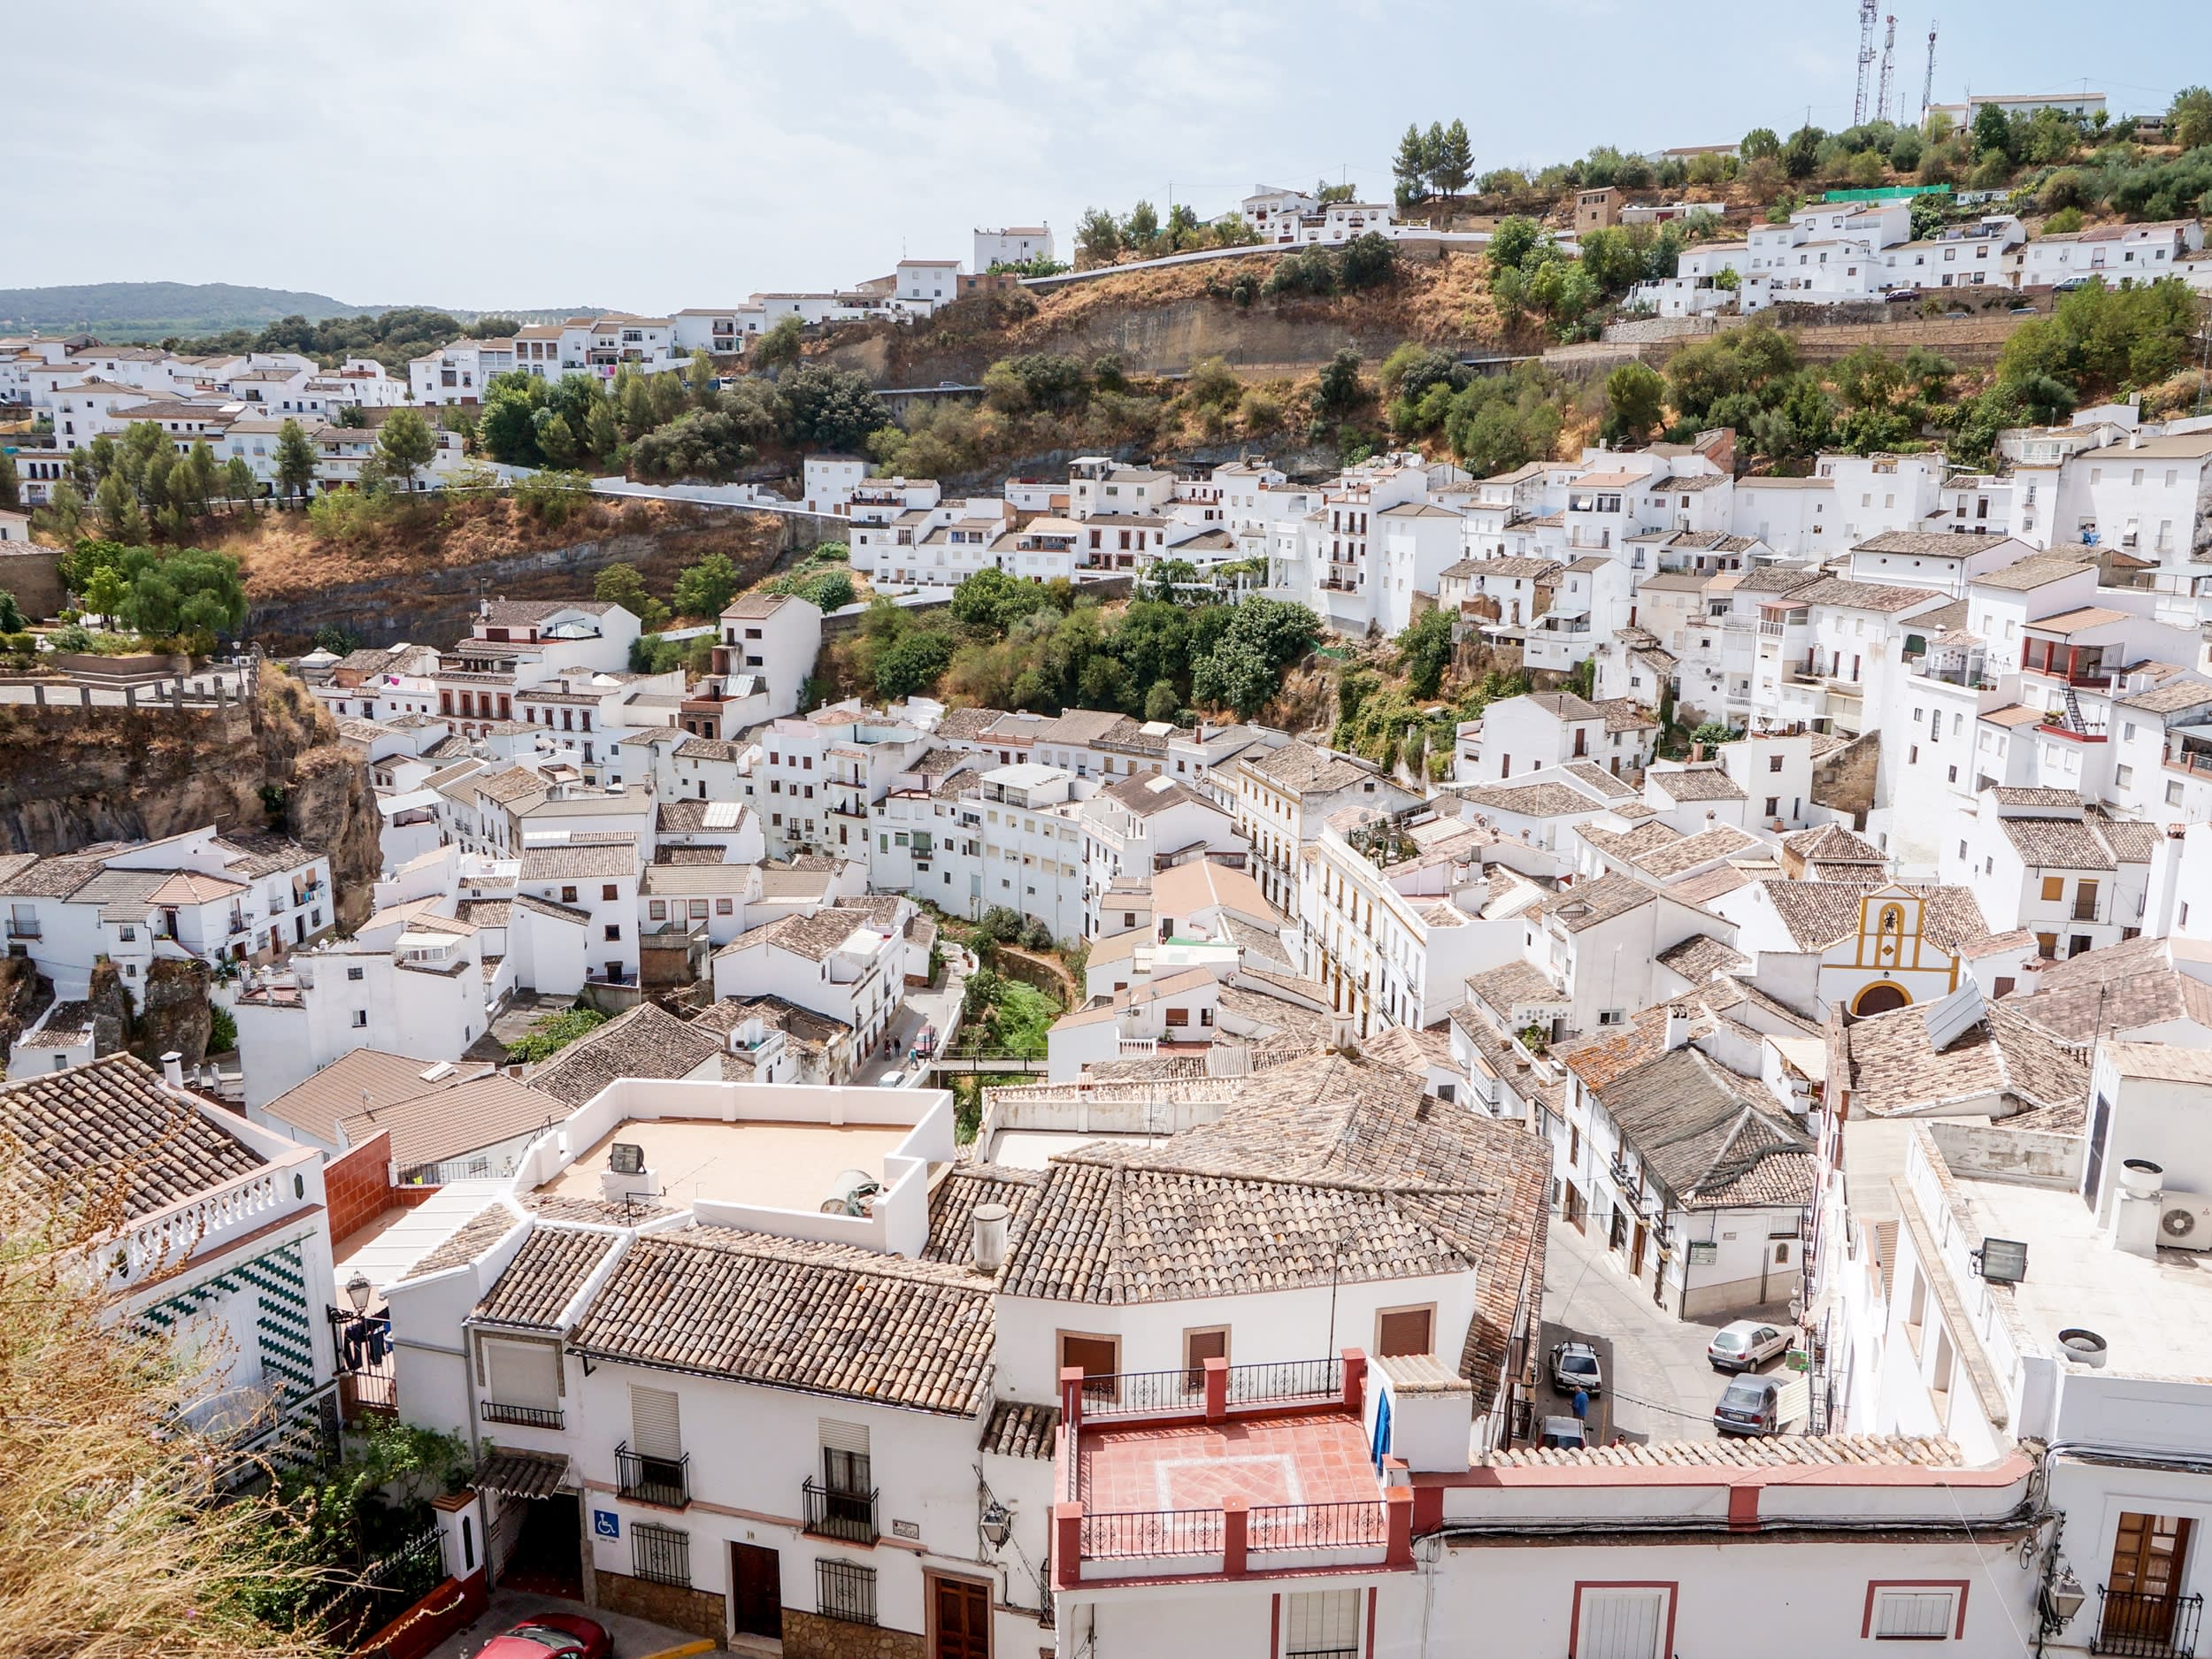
[121,1170,286,1281]
[1118,1037,1159,1056]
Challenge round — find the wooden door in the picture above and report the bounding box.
[930,1572,991,1659]
[1182,1327,1226,1392]
[1630,1223,1647,1279]
[729,1542,782,1641]
[1060,1333,1118,1402]
[2108,1514,2193,1643]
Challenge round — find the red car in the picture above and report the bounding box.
[479,1613,611,1659]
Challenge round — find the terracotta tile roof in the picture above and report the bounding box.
[1636,824,1761,879]
[1590,1044,1815,1209]
[1466,960,1569,1014]
[1540,872,1658,932]
[1783,824,1884,865]
[402,1203,525,1280]
[979,1398,1060,1459]
[569,1226,995,1414]
[338,1071,565,1171]
[1971,551,2096,591]
[0,1054,265,1220]
[211,832,322,877]
[1468,782,1605,819]
[1647,764,1747,802]
[530,1003,724,1107]
[2118,677,2212,714]
[1844,997,2087,1118]
[720,905,876,964]
[2001,814,2116,871]
[1243,741,1379,796]
[1580,819,1683,863]
[0,849,109,898]
[920,1164,1043,1265]
[2008,935,2212,1042]
[474,1447,570,1500]
[1656,933,1751,983]
[473,1225,621,1328]
[2084,807,2161,865]
[998,1051,1550,1409]
[1491,1432,1965,1469]
[1563,760,1639,800]
[518,841,634,881]
[520,1192,678,1224]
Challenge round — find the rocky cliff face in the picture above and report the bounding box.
[0,669,380,927]
[138,956,215,1068]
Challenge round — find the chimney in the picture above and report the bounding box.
[1663,1004,1694,1053]
[972,1202,1010,1274]
[2115,1158,2164,1257]
[1330,1013,1356,1049]
[160,1050,185,1089]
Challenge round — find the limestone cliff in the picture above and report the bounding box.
[0,668,379,927]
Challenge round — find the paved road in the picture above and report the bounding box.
[425,1588,702,1659]
[869,945,969,1085]
[1541,1215,1790,1445]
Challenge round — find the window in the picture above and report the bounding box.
[631,1521,689,1587]
[1164,1007,1190,1027]
[561,885,578,903]
[1598,1009,1626,1026]
[817,1559,877,1626]
[1375,1305,1434,1357]
[351,1010,368,1028]
[602,884,618,901]
[604,925,620,941]
[649,900,667,921]
[481,1336,559,1412]
[1574,1585,1673,1659]
[1059,1332,1119,1397]
[1284,1588,1362,1656]
[347,965,365,980]
[1866,1584,1964,1640]
[2040,876,2065,902]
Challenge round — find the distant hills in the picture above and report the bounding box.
[0,282,601,342]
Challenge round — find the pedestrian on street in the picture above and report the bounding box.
[1571,1386,1590,1422]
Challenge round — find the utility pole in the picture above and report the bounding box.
[1854,0,1879,126]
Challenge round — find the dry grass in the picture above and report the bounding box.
[209,494,743,601]
[0,1144,334,1659]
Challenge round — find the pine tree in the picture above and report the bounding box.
[1392,123,1431,208]
[273,418,318,500]
[1434,119,1475,197]
[1425,122,1448,196]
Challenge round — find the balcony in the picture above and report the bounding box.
[1052,1352,1409,1588]
[2093,1588,2203,1657]
[480,1401,564,1430]
[5,920,40,940]
[802,1478,879,1545]
[616,1442,689,1509]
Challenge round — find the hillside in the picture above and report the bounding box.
[0,281,396,337]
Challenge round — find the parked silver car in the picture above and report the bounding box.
[1714,1375,1782,1436]
[1540,1415,1588,1450]
[1707,1320,1791,1373]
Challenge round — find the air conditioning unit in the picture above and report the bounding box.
[2158,1191,2212,1251]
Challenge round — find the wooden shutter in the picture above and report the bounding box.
[630,1385,681,1458]
[1875,1219,1900,1298]
[1377,1307,1433,1357]
[1579,1587,1666,1659]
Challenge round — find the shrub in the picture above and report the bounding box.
[505,1004,610,1064]
[1020,920,1055,953]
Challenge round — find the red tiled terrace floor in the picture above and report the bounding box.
[1079,1410,1381,1512]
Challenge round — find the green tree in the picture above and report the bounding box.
[2172,86,2212,151]
[1314,349,1364,417]
[1783,125,1824,179]
[1602,361,1667,442]
[1433,119,1475,196]
[594,561,658,622]
[1338,232,1397,289]
[671,553,738,618]
[273,418,318,499]
[1971,100,2015,161]
[1124,200,1161,250]
[1740,127,1782,160]
[752,315,805,375]
[1396,608,1455,698]
[374,407,436,492]
[872,628,956,700]
[1074,206,1123,268]
[1392,123,1434,206]
[220,455,257,505]
[93,471,144,541]
[0,452,18,511]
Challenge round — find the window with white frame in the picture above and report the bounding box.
[1283,1587,1362,1657]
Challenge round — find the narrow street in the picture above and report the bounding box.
[1540,1215,1737,1444]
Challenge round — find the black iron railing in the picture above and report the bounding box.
[1248,1500,1386,1553]
[480,1401,563,1430]
[631,1520,690,1588]
[1082,1357,1343,1419]
[1079,1508,1224,1560]
[2094,1589,2204,1657]
[616,1441,689,1509]
[328,1307,396,1423]
[803,1477,879,1544]
[1225,1356,1344,1407]
[817,1558,879,1625]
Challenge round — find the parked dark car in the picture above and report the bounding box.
[1714,1375,1782,1437]
[1540,1415,1589,1450]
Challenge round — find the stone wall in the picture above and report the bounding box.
[782,1608,928,1659]
[0,545,63,623]
[591,1567,727,1641]
[1811,729,1879,826]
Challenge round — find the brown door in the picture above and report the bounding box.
[1183,1327,1227,1392]
[730,1541,782,1641]
[930,1571,991,1659]
[1060,1334,1118,1402]
[1630,1223,1647,1278]
[2108,1514,2193,1644]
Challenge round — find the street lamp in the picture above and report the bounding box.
[2041,1565,2087,1632]
[344,1271,373,1314]
[980,1498,1013,1551]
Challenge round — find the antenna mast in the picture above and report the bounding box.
[1854,0,1879,125]
[1920,19,1939,125]
[1876,15,1898,125]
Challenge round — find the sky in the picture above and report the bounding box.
[5,0,2209,317]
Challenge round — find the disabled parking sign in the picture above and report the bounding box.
[593,1509,620,1540]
